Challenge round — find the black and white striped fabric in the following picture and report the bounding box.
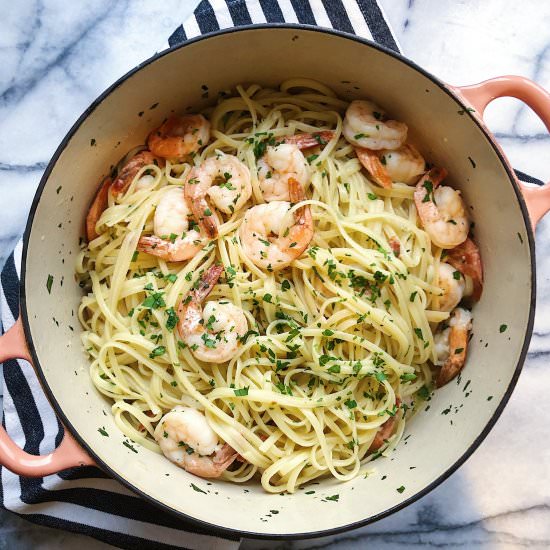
[0,2,542,549]
[168,0,399,50]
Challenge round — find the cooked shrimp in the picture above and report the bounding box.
[86,177,111,241]
[148,114,210,161]
[239,178,314,271]
[86,151,158,242]
[154,406,237,479]
[434,307,473,387]
[437,262,465,312]
[343,100,408,150]
[281,130,335,149]
[185,152,252,238]
[137,187,205,262]
[356,144,425,189]
[414,168,469,249]
[369,398,400,452]
[380,144,425,184]
[177,265,248,363]
[111,151,157,196]
[446,238,483,301]
[257,143,310,201]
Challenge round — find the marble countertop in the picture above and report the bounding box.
[1,1,550,548]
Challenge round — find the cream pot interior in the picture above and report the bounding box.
[21,26,534,538]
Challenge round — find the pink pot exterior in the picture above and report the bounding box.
[0,318,95,475]
[452,76,550,228]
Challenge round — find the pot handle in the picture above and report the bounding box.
[0,318,95,476]
[455,76,550,228]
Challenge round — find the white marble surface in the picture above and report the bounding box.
[1,0,550,548]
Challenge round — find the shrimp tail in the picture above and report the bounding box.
[137,236,169,258]
[194,200,218,239]
[415,167,447,198]
[288,176,306,204]
[111,151,157,197]
[137,235,202,262]
[413,167,449,218]
[277,177,314,261]
[213,443,238,470]
[368,398,401,452]
[288,177,312,227]
[183,443,238,479]
[194,264,224,301]
[436,333,468,387]
[355,147,392,188]
[86,177,112,242]
[282,130,335,149]
[436,311,472,387]
[446,238,483,301]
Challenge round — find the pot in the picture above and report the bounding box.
[1,25,549,539]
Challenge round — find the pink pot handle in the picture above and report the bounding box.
[0,318,95,476]
[455,76,550,228]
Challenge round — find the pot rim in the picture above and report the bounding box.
[19,23,537,541]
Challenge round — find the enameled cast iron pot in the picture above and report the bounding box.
[1,25,550,539]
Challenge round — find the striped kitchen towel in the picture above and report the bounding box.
[0,1,402,549]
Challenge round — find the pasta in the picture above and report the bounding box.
[76,79,481,493]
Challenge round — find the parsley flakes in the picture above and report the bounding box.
[46,274,54,294]
[149,346,166,359]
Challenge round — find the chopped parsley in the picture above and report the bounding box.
[240,330,259,344]
[46,274,54,294]
[452,270,462,280]
[417,385,431,400]
[123,440,138,453]
[142,292,166,309]
[375,371,387,382]
[201,333,217,349]
[165,307,178,331]
[396,485,405,493]
[149,346,166,359]
[190,483,207,494]
[233,387,249,397]
[422,180,433,203]
[499,324,508,333]
[325,494,339,502]
[98,427,109,437]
